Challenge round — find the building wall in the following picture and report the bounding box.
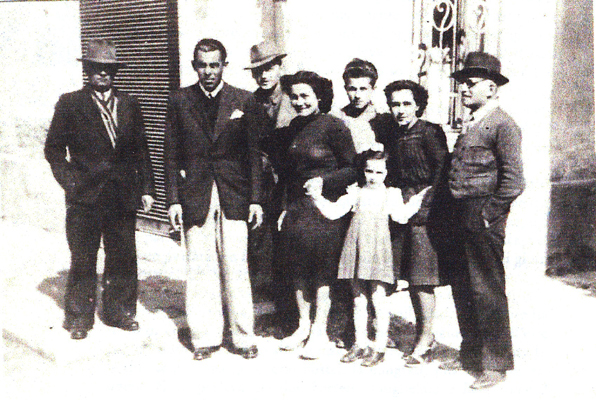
[499,0,558,270]
[0,1,81,231]
[548,0,596,271]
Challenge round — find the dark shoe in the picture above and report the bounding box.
[470,371,506,390]
[70,329,88,340]
[404,341,434,368]
[237,345,259,360]
[340,346,371,363]
[361,350,385,367]
[193,346,217,361]
[103,316,139,331]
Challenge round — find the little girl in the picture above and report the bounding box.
[307,146,428,367]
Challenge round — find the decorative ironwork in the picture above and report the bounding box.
[467,0,487,35]
[431,0,456,49]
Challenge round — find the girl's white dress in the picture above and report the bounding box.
[314,185,418,284]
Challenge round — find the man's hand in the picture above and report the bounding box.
[142,195,155,213]
[248,204,264,230]
[304,176,323,197]
[277,210,287,231]
[168,204,183,231]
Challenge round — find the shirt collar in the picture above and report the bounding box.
[93,88,113,101]
[341,103,377,120]
[199,81,224,98]
[469,98,499,123]
[255,84,283,106]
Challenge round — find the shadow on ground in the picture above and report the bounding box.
[36,272,459,363]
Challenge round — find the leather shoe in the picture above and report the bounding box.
[361,350,385,367]
[340,345,370,363]
[237,345,259,360]
[103,316,139,331]
[70,329,88,340]
[470,370,506,390]
[193,346,217,361]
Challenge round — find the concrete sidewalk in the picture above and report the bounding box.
[3,219,596,400]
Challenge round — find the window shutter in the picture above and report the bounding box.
[80,0,180,234]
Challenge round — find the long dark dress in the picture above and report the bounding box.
[263,113,357,283]
[375,117,452,285]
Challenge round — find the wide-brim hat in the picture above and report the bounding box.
[244,41,286,70]
[451,52,508,86]
[78,39,126,68]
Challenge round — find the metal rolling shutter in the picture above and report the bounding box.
[80,0,179,235]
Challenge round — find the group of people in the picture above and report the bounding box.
[45,37,524,390]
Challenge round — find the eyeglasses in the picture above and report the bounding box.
[460,78,487,88]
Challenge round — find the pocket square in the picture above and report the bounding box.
[230,109,244,119]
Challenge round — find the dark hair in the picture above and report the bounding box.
[194,38,227,62]
[280,70,334,113]
[355,149,387,186]
[383,80,429,117]
[342,58,378,86]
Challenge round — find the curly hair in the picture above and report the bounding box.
[383,80,429,117]
[280,71,334,113]
[342,58,378,86]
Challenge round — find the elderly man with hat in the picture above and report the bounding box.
[441,52,524,389]
[45,39,155,340]
[244,41,297,336]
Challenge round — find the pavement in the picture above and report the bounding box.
[2,218,596,400]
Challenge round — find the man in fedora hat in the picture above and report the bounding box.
[441,52,524,389]
[244,41,296,336]
[164,38,264,361]
[45,39,155,340]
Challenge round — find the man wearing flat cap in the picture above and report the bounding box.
[441,52,524,390]
[45,39,155,340]
[244,41,296,335]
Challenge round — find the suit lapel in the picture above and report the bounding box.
[186,83,214,140]
[79,87,114,147]
[212,83,234,143]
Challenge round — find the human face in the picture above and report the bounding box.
[289,83,319,116]
[193,50,226,92]
[252,61,282,90]
[364,158,387,188]
[388,89,419,127]
[459,78,495,111]
[345,77,375,110]
[87,62,117,92]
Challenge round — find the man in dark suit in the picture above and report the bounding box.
[442,52,524,389]
[45,39,155,340]
[164,38,264,360]
[244,41,296,335]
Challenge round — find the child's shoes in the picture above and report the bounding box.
[361,350,385,367]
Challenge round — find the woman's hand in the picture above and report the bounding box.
[303,176,323,197]
[277,210,287,231]
[248,204,264,230]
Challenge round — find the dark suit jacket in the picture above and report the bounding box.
[45,86,155,211]
[449,106,525,223]
[164,82,264,227]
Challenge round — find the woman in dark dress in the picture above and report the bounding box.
[262,71,357,359]
[376,80,451,367]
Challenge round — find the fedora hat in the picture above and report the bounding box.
[451,52,508,86]
[245,41,286,70]
[78,39,126,68]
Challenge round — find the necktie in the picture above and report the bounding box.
[92,92,118,147]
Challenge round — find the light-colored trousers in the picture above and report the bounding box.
[185,184,256,349]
